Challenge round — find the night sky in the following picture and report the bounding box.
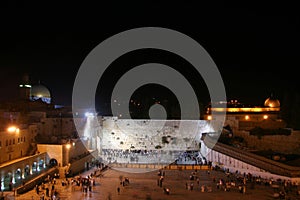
[0,2,299,116]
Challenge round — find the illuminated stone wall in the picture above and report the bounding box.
[37,144,63,166]
[100,117,215,151]
[206,148,294,181]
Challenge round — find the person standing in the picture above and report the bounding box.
[107,192,112,200]
[35,185,39,194]
[46,187,49,197]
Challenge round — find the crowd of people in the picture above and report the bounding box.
[182,166,300,199]
[29,164,104,200]
[101,148,185,164]
[175,151,206,165]
[33,173,64,200]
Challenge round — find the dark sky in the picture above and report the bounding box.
[0,2,299,113]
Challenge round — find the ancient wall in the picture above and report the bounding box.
[234,130,300,154]
[206,148,294,181]
[101,118,214,151]
[68,139,91,161]
[37,144,63,166]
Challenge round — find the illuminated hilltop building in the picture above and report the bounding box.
[19,74,52,104]
[204,95,283,132]
[30,83,52,104]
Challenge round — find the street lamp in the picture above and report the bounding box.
[66,143,71,150]
[7,126,19,134]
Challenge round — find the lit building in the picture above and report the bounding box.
[0,118,38,164]
[204,96,284,131]
[19,74,52,104]
[0,75,94,191]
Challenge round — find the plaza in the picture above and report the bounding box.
[5,165,299,200]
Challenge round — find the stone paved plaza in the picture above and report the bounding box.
[6,167,300,200]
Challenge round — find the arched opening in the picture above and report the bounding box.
[15,168,21,180]
[24,165,30,177]
[49,158,58,167]
[3,171,12,191]
[32,162,37,172]
[39,159,45,169]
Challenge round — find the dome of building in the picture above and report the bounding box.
[264,96,280,108]
[30,83,51,104]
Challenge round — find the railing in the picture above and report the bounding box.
[0,152,48,168]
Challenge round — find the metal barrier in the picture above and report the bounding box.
[108,162,211,170]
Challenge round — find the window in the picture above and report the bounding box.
[9,139,11,145]
[0,141,2,147]
[24,137,25,142]
[18,138,20,143]
[6,140,8,146]
[13,139,15,144]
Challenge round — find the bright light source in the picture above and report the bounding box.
[268,103,273,107]
[66,143,71,149]
[7,126,18,133]
[85,112,93,117]
[207,115,212,120]
[245,115,250,120]
[263,115,268,119]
